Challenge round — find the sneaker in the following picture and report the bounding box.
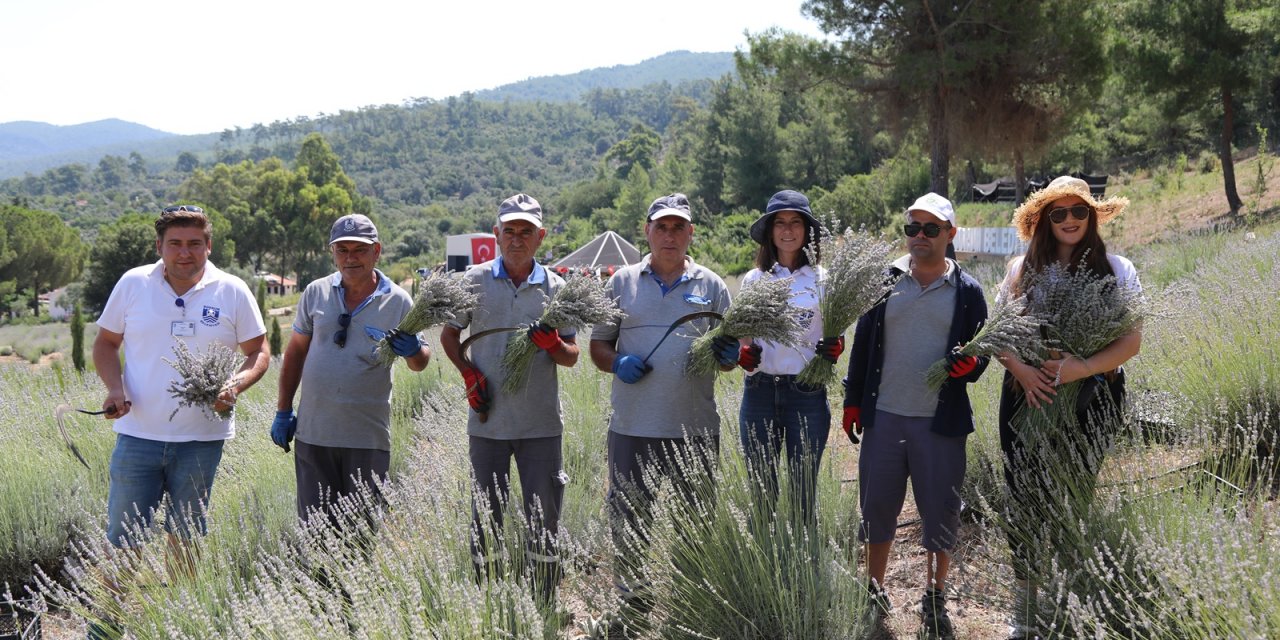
[919,589,954,640]
[865,581,892,626]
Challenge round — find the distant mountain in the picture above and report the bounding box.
[473,50,735,102]
[0,119,175,162]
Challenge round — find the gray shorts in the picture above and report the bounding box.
[857,410,966,551]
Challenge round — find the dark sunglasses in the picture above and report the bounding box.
[162,205,204,214]
[334,313,351,348]
[903,222,951,238]
[1047,205,1091,224]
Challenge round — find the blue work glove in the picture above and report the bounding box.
[710,335,741,367]
[387,328,422,358]
[271,409,297,453]
[612,354,649,384]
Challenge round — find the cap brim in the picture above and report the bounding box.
[648,208,692,222]
[498,213,543,228]
[329,236,377,245]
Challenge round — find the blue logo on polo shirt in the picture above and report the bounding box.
[200,306,221,327]
[684,294,711,306]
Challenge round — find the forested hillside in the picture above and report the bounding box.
[2,0,1278,320]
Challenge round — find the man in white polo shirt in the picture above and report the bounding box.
[589,193,732,622]
[93,204,270,550]
[440,193,578,605]
[273,213,430,524]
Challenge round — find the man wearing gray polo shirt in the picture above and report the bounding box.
[439,193,578,605]
[842,193,989,639]
[273,213,430,524]
[589,193,732,615]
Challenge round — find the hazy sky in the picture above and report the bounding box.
[1,0,828,135]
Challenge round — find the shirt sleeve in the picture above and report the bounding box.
[447,269,482,330]
[97,272,135,334]
[233,280,267,342]
[590,272,623,342]
[292,283,317,335]
[995,256,1023,306]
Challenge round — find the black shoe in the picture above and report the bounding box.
[865,581,892,626]
[919,589,954,640]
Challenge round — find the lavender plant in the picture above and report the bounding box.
[499,274,622,393]
[686,277,804,378]
[376,271,478,366]
[796,224,899,387]
[164,340,241,420]
[923,294,1043,392]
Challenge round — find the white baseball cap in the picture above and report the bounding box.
[905,192,956,226]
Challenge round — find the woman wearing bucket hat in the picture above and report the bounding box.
[994,175,1143,639]
[733,189,836,523]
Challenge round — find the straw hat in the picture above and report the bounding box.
[1011,175,1129,242]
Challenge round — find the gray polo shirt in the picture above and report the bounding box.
[591,254,731,439]
[878,255,958,417]
[293,270,414,451]
[449,259,571,439]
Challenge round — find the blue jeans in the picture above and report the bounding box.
[105,434,225,548]
[738,374,831,520]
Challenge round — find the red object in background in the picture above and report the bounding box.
[608,265,616,276]
[471,237,496,263]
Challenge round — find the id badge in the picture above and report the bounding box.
[171,321,196,337]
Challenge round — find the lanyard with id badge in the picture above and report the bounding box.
[171,297,197,337]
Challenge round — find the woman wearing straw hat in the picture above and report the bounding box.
[995,175,1142,639]
[733,189,839,523]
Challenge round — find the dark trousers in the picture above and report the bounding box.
[999,369,1126,578]
[738,374,831,523]
[607,430,719,601]
[294,440,390,526]
[468,435,565,593]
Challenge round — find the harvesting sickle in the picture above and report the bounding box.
[459,326,518,422]
[641,311,724,366]
[54,402,128,469]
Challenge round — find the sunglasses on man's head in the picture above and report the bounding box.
[162,205,204,214]
[1047,205,1091,224]
[334,313,351,348]
[903,222,951,238]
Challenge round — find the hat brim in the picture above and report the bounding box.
[1011,185,1128,242]
[329,236,377,245]
[750,209,821,245]
[497,213,543,228]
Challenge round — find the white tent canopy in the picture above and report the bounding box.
[552,231,642,270]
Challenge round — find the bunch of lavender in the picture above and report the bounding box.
[795,225,900,386]
[923,294,1044,392]
[1013,258,1144,433]
[164,340,240,420]
[500,274,623,392]
[687,276,804,377]
[376,271,479,366]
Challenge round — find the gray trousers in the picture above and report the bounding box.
[294,440,390,525]
[469,434,565,571]
[607,430,719,600]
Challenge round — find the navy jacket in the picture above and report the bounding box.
[843,261,990,437]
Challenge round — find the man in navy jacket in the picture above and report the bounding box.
[842,193,989,640]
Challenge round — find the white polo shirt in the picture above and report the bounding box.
[97,260,266,442]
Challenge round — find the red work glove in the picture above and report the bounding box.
[945,349,977,378]
[461,366,490,413]
[527,323,564,352]
[815,336,845,364]
[738,343,762,372]
[842,406,862,444]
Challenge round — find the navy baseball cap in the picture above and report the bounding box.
[646,193,693,221]
[329,214,379,245]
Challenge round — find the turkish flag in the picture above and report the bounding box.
[471,237,496,263]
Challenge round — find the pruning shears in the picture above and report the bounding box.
[641,311,724,365]
[459,326,519,423]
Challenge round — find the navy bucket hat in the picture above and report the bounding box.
[749,190,820,245]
